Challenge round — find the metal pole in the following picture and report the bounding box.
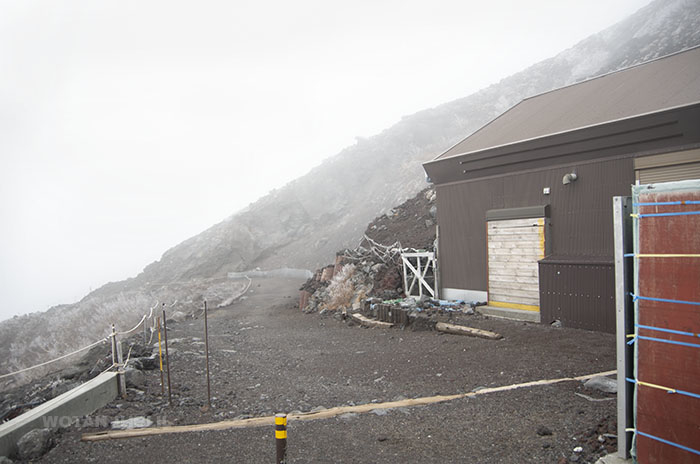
[110,324,116,366]
[204,300,211,409]
[116,340,127,399]
[162,307,173,407]
[157,316,165,395]
[613,196,634,458]
[275,413,287,464]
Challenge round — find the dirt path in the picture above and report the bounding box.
[39,277,617,463]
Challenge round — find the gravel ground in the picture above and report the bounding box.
[36,276,617,463]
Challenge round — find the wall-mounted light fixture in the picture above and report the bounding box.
[562,172,578,185]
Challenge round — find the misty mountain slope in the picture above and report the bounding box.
[150,0,699,277]
[2,0,700,386]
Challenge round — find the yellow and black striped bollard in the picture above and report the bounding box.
[275,413,287,463]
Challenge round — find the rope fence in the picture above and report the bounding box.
[0,301,165,381]
[0,337,109,380]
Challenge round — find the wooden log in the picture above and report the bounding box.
[81,369,615,442]
[435,322,502,340]
[351,313,393,329]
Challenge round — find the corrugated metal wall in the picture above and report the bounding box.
[539,260,615,332]
[436,157,634,291]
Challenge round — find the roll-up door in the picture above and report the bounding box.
[487,217,545,312]
[635,149,700,184]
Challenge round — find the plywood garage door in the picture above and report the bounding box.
[487,217,545,312]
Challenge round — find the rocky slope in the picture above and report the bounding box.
[2,0,699,386]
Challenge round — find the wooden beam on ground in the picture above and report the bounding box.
[435,322,502,340]
[81,370,615,442]
[351,313,393,329]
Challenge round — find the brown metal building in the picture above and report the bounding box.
[423,46,700,332]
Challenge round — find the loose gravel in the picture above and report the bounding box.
[36,277,617,463]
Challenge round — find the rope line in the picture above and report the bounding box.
[633,200,700,206]
[0,337,109,380]
[630,293,700,306]
[637,335,700,349]
[624,253,700,258]
[635,430,700,457]
[626,378,700,400]
[631,211,700,218]
[636,324,699,339]
[115,313,148,337]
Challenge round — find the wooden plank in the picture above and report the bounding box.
[486,227,543,236]
[350,313,394,329]
[488,283,539,297]
[488,256,542,265]
[488,268,538,277]
[488,287,540,300]
[435,322,502,339]
[489,294,540,306]
[488,247,543,256]
[488,241,543,249]
[488,275,539,285]
[81,370,615,442]
[485,233,546,241]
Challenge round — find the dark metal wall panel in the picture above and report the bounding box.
[539,261,615,332]
[436,157,634,294]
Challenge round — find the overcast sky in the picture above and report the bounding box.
[0,0,652,321]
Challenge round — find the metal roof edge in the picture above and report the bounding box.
[428,46,700,165]
[431,98,526,162]
[517,44,700,107]
[423,100,700,168]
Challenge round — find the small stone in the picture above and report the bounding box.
[111,416,153,430]
[124,368,145,388]
[536,425,553,436]
[17,428,53,460]
[542,443,551,449]
[371,409,388,416]
[583,376,617,394]
[569,454,580,463]
[573,446,583,453]
[377,436,388,442]
[132,356,159,371]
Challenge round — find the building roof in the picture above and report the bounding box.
[436,46,700,161]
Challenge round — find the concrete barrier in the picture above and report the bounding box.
[0,371,118,458]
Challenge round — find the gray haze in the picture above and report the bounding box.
[0,0,651,321]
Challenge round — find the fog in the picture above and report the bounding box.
[0,0,651,321]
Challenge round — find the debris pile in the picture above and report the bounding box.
[299,238,405,314]
[299,187,492,330]
[300,188,444,316]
